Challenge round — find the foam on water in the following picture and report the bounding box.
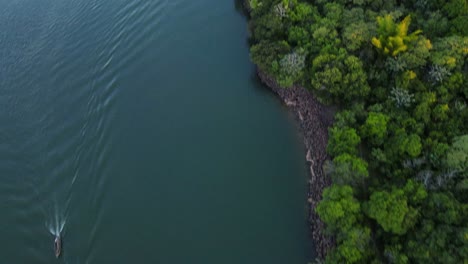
[46,199,66,237]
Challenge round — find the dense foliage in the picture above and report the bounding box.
[247,0,467,262]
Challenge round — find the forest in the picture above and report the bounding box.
[246,0,467,263]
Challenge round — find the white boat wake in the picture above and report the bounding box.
[46,200,66,236]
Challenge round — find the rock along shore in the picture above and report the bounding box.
[257,69,335,259]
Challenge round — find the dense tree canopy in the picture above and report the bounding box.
[247,0,467,262]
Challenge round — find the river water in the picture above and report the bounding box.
[0,0,314,263]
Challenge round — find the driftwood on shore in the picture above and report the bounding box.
[257,69,335,259]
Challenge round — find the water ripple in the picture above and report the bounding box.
[0,0,177,261]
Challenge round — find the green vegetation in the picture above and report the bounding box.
[247,0,467,262]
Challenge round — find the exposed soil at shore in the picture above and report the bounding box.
[257,69,335,259]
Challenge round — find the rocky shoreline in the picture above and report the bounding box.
[257,69,335,259]
[241,0,335,257]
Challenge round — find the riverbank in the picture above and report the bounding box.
[256,69,335,259]
[241,0,335,258]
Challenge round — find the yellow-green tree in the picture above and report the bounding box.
[372,15,422,57]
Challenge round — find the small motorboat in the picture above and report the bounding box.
[54,235,62,258]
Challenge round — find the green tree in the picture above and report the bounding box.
[327,126,361,156]
[316,185,361,233]
[342,21,373,51]
[431,36,468,70]
[443,0,468,18]
[287,26,310,47]
[311,51,370,103]
[400,133,423,158]
[323,2,343,27]
[413,92,436,124]
[406,192,467,263]
[333,110,358,129]
[326,225,373,263]
[288,2,316,23]
[446,135,468,172]
[384,243,409,264]
[311,25,339,49]
[366,181,425,235]
[252,12,284,40]
[250,40,290,76]
[398,36,432,69]
[421,11,449,38]
[361,112,390,145]
[432,104,450,121]
[327,154,369,187]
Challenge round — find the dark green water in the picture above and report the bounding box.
[0,0,314,263]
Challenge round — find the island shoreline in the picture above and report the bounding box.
[256,69,335,259]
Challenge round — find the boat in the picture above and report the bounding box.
[54,235,61,258]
